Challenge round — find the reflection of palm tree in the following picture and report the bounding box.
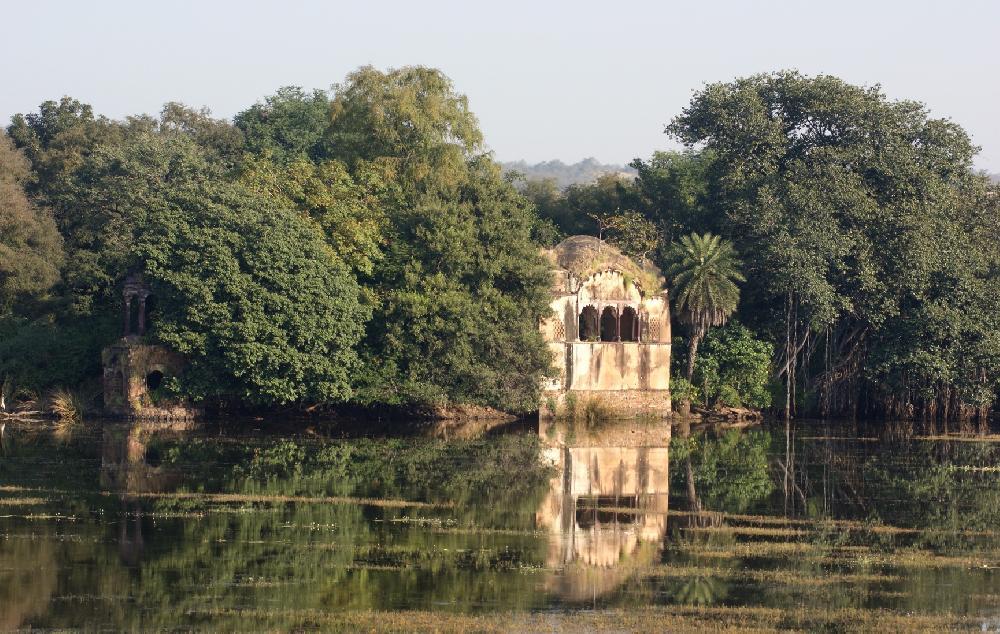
[675,574,728,606]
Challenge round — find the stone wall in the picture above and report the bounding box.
[102,342,197,420]
[540,389,672,419]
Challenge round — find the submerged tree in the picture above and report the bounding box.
[664,232,743,390]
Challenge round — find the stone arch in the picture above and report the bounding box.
[600,306,618,342]
[145,370,164,391]
[620,306,639,342]
[579,306,599,341]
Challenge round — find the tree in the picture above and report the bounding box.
[603,210,660,262]
[157,102,244,166]
[75,131,368,405]
[239,154,389,277]
[136,183,368,405]
[667,71,998,423]
[630,149,718,244]
[0,133,63,312]
[322,66,482,191]
[357,158,553,412]
[234,87,330,164]
[664,232,744,389]
[695,321,774,409]
[293,67,554,413]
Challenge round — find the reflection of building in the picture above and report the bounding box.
[102,273,194,419]
[100,423,190,566]
[540,236,671,418]
[536,420,669,601]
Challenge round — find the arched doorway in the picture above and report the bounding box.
[579,306,599,341]
[620,306,639,342]
[600,306,618,342]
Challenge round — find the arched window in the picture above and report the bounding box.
[579,306,599,341]
[620,306,639,342]
[600,306,619,342]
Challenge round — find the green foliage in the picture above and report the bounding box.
[630,150,718,244]
[665,232,743,334]
[667,70,1000,418]
[521,173,638,237]
[695,321,774,409]
[357,160,552,412]
[664,231,744,385]
[669,376,700,405]
[239,154,389,276]
[602,210,660,261]
[0,133,63,312]
[305,67,552,413]
[323,66,483,190]
[134,168,369,405]
[673,429,774,513]
[234,86,330,163]
[0,313,117,395]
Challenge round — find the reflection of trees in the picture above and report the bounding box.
[1,428,557,628]
[670,427,774,516]
[0,536,59,630]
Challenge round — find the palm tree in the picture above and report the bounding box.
[664,232,744,393]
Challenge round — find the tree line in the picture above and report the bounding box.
[0,67,551,414]
[2,68,998,425]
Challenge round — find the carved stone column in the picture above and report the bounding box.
[137,294,147,336]
[123,295,133,336]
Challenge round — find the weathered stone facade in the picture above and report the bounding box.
[102,343,191,419]
[539,236,672,418]
[102,274,196,420]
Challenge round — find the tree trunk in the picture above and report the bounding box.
[686,331,702,384]
[684,330,702,412]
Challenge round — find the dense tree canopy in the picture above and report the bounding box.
[1,65,553,413]
[667,71,1000,421]
[0,134,63,312]
[136,174,368,405]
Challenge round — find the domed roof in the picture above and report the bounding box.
[545,235,665,293]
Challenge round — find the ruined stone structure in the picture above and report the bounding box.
[102,274,194,419]
[539,236,672,418]
[536,420,670,600]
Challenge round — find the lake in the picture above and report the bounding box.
[1,417,998,631]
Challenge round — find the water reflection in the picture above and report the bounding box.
[537,420,670,601]
[4,419,1000,628]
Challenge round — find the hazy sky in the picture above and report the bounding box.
[3,0,998,171]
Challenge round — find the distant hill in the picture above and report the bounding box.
[991,173,1000,184]
[501,158,636,189]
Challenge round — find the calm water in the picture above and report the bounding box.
[1,417,999,630]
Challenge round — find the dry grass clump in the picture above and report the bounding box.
[559,393,616,427]
[46,388,84,424]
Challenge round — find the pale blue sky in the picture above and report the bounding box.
[2,0,998,170]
